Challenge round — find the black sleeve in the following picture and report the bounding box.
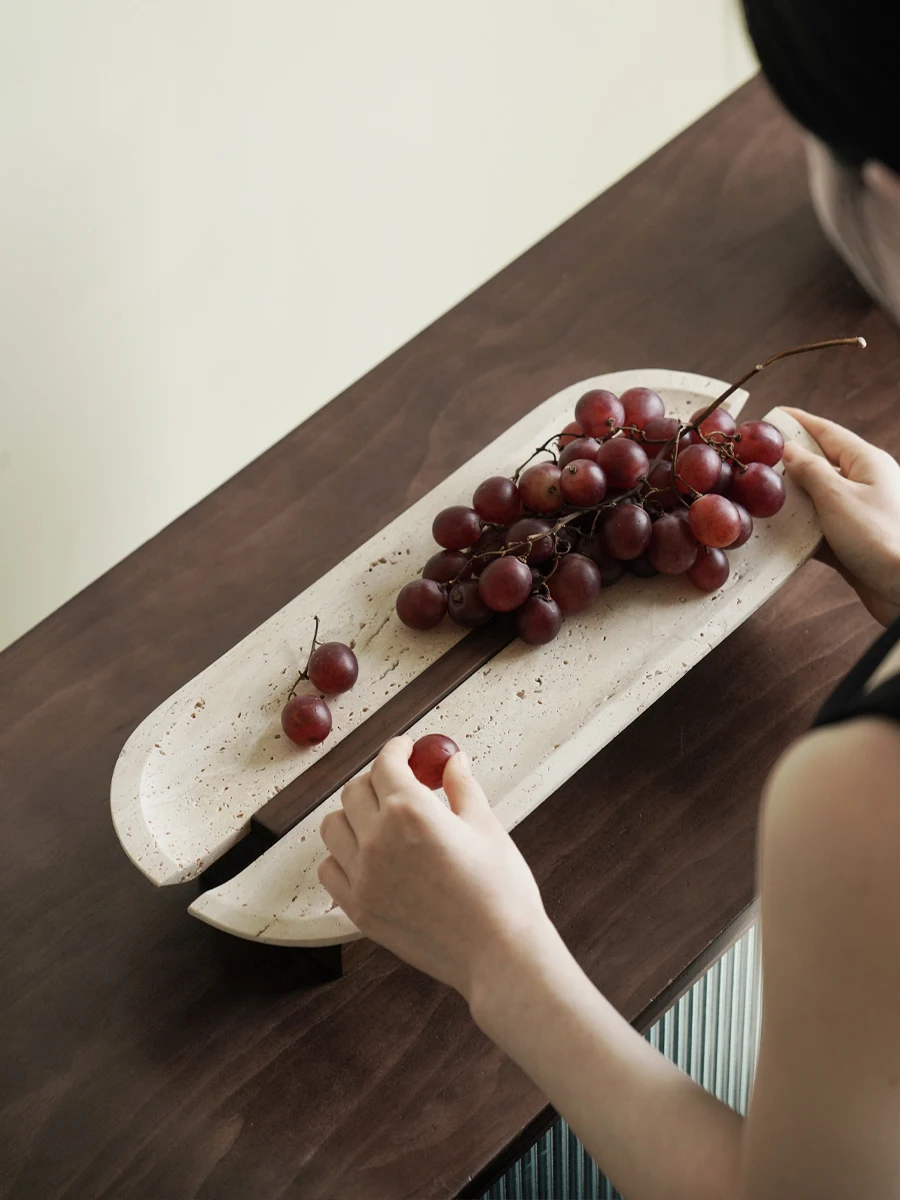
[742,0,900,176]
[813,618,900,728]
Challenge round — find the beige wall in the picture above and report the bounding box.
[0,0,756,649]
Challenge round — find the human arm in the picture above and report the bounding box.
[738,717,900,1197]
[319,740,743,1200]
[321,718,900,1199]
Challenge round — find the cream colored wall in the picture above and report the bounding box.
[0,1,756,649]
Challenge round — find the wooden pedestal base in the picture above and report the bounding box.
[198,865,373,983]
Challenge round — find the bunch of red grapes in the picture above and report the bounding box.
[395,385,786,646]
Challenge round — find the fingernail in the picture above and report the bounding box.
[454,751,470,773]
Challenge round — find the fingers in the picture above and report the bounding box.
[779,408,876,476]
[369,735,417,801]
[317,854,351,911]
[782,440,845,502]
[442,752,494,824]
[341,774,379,836]
[320,810,358,868]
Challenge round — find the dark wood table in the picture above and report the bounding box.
[3,78,898,1200]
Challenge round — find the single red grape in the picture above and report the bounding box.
[595,437,650,488]
[516,595,563,644]
[555,523,581,554]
[727,502,753,549]
[627,552,659,578]
[473,476,522,526]
[469,527,506,576]
[710,459,733,496]
[281,695,332,746]
[447,581,494,627]
[506,517,555,564]
[560,459,608,506]
[647,460,679,509]
[558,420,583,448]
[601,503,652,560]
[687,547,730,593]
[729,462,786,517]
[574,389,625,439]
[396,578,448,629]
[735,420,785,467]
[307,642,359,694]
[674,443,722,495]
[641,416,685,459]
[642,415,680,443]
[518,462,564,514]
[688,494,742,548]
[598,556,626,586]
[648,512,699,575]
[689,406,737,439]
[409,733,459,790]
[478,556,533,611]
[559,436,601,468]
[547,553,602,614]
[432,505,482,550]
[422,549,468,584]
[620,387,665,431]
[580,531,626,586]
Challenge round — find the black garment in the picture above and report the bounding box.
[813,617,900,728]
[742,0,900,176]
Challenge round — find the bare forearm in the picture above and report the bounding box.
[468,921,743,1200]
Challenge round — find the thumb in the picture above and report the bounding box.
[442,752,494,823]
[782,440,843,502]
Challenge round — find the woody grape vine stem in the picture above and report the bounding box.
[288,615,321,697]
[688,337,866,431]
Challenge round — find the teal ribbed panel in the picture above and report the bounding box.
[483,923,762,1200]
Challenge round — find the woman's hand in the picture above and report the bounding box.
[780,408,900,626]
[318,736,549,998]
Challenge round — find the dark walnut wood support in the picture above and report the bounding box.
[254,615,517,839]
[200,923,375,987]
[198,854,375,983]
[206,615,517,890]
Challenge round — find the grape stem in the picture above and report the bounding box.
[688,336,866,431]
[288,615,321,698]
[513,435,566,481]
[631,335,865,496]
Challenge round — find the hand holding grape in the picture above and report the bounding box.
[780,408,900,626]
[318,737,549,997]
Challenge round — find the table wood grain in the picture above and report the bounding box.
[2,79,898,1200]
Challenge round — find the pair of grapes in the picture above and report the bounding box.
[395,384,788,645]
[281,625,359,746]
[278,623,460,792]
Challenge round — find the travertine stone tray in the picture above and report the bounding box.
[111,370,822,946]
